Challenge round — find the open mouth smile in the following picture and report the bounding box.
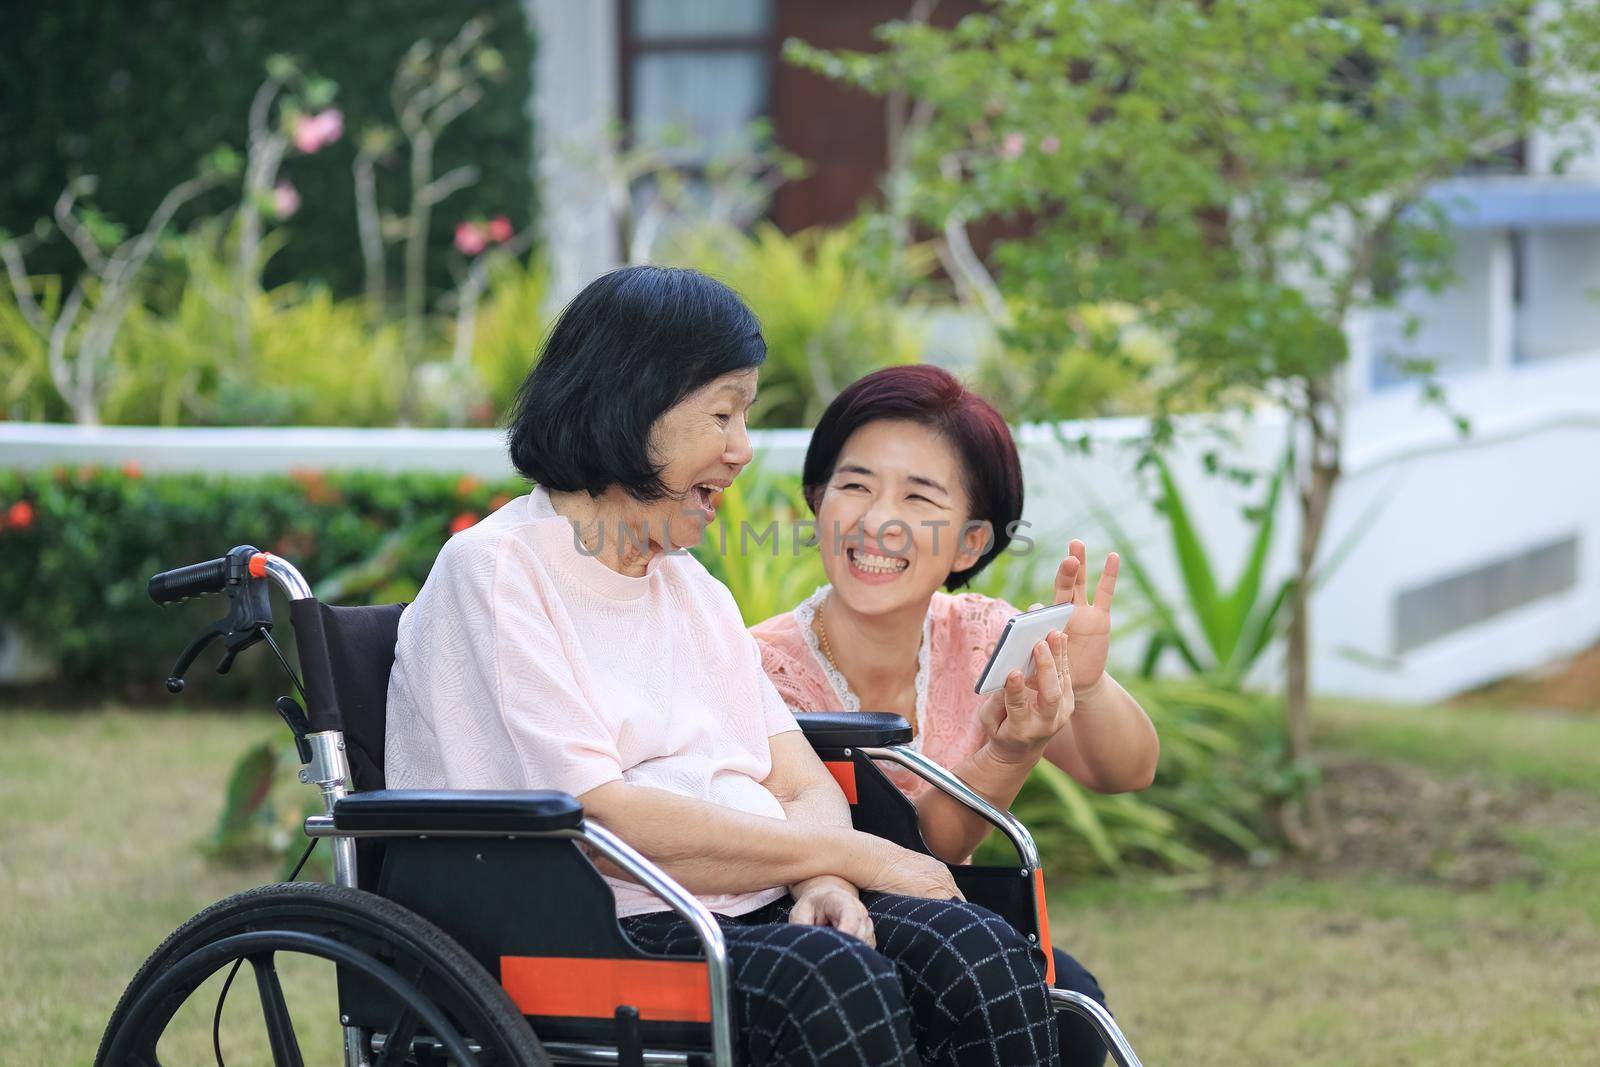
[846,547,910,579]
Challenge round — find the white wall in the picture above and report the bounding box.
[1518,227,1600,363]
[1368,231,1502,388]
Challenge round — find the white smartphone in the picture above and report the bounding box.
[974,601,1074,694]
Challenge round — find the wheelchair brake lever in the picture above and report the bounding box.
[275,696,314,764]
[165,624,226,693]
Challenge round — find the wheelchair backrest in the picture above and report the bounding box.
[288,599,406,792]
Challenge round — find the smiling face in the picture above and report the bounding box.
[637,368,759,551]
[813,419,989,617]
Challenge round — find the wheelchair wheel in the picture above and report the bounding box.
[95,881,549,1066]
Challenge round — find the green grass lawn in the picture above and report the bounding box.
[1,700,1596,1065]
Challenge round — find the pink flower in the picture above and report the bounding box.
[454,221,488,256]
[292,109,344,154]
[272,181,301,219]
[999,132,1027,160]
[488,215,513,243]
[1040,135,1061,156]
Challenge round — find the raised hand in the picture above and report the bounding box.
[1038,540,1119,690]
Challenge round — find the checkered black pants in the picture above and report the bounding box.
[622,892,1060,1066]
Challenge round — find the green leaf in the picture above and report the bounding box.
[1152,455,1228,662]
[1031,761,1123,871]
[211,741,278,853]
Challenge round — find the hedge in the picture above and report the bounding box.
[0,0,537,297]
[0,464,523,703]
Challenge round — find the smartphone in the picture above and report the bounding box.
[974,601,1074,694]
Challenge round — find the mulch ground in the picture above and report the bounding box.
[1455,639,1600,714]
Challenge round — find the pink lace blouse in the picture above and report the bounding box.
[750,589,1019,797]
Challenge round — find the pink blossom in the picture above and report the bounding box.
[454,221,488,256]
[272,180,301,219]
[1040,135,1061,156]
[292,109,344,154]
[999,132,1027,160]
[488,215,513,243]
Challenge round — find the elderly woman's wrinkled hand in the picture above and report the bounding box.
[977,629,1073,765]
[789,876,876,946]
[858,843,964,901]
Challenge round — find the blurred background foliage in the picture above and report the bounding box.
[0,463,519,702]
[0,458,1302,877]
[0,0,535,297]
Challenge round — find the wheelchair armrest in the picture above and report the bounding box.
[794,711,913,748]
[332,789,583,834]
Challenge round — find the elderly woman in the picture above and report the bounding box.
[386,268,1059,1067]
[752,364,1162,1067]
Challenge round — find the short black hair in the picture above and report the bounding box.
[507,266,766,500]
[802,365,1024,590]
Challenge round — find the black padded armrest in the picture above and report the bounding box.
[333,789,583,834]
[794,711,913,748]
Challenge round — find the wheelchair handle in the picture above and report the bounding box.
[148,546,258,605]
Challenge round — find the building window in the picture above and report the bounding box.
[620,0,776,164]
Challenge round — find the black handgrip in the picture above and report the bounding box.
[148,557,231,605]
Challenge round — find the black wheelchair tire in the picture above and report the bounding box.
[94,881,550,1067]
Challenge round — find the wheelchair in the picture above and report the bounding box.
[95,544,1147,1067]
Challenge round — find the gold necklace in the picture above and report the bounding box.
[815,600,920,735]
[816,608,840,670]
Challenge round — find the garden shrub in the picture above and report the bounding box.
[0,464,521,702]
[0,0,536,297]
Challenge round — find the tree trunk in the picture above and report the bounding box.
[1282,381,1341,852]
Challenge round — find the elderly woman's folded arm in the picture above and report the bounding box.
[579,732,894,898]
[578,779,882,896]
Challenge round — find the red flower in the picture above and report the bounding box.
[449,512,479,535]
[292,109,344,154]
[6,501,35,529]
[454,222,488,257]
[272,531,317,560]
[289,467,340,505]
[121,461,144,479]
[488,215,513,243]
[489,493,511,511]
[456,474,482,497]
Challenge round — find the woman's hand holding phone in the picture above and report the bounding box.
[977,629,1074,764]
[972,536,1122,760]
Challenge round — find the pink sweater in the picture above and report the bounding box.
[750,590,1018,797]
[387,487,798,918]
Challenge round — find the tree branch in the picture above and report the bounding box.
[420,163,480,206]
[0,238,49,336]
[53,186,108,274]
